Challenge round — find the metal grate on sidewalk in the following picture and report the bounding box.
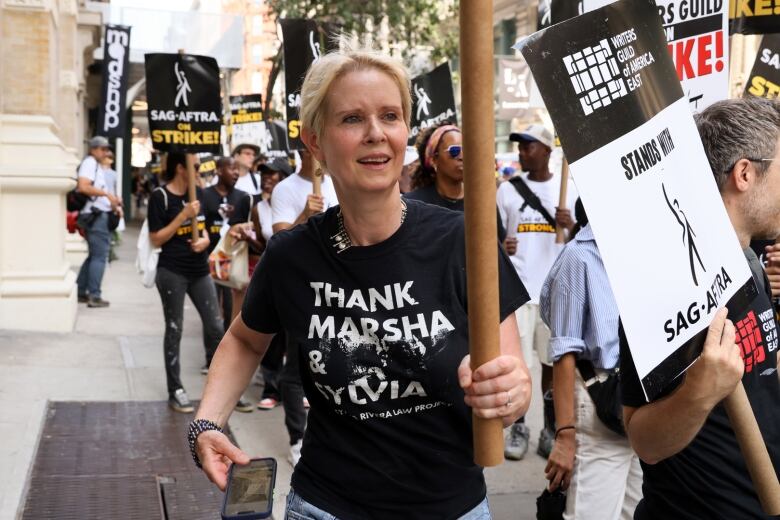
[21,401,228,520]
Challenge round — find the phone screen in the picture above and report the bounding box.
[224,459,275,516]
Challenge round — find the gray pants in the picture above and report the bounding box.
[155,266,223,396]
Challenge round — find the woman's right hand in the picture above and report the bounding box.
[182,200,201,220]
[196,429,251,491]
[545,428,575,491]
[303,194,324,218]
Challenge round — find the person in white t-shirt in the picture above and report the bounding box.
[497,124,578,461]
[268,148,338,465]
[232,143,262,196]
[76,136,122,308]
[271,149,339,234]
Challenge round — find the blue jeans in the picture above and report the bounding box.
[76,211,110,299]
[285,489,491,520]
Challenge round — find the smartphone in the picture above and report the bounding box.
[221,457,277,520]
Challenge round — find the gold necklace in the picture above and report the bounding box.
[331,200,408,254]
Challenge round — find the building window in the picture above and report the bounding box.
[252,72,263,94]
[494,18,517,56]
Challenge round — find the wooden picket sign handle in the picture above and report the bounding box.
[312,167,322,196]
[555,158,569,244]
[176,48,200,242]
[186,153,199,241]
[460,0,504,467]
[723,382,780,515]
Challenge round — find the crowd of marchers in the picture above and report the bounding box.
[74,45,780,520]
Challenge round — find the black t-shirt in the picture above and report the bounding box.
[404,185,508,242]
[242,199,529,519]
[202,186,253,254]
[148,186,209,279]
[620,248,780,520]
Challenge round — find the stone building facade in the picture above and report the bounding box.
[0,0,104,332]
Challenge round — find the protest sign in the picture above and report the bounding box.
[583,0,728,111]
[409,63,458,145]
[260,120,290,160]
[97,24,132,138]
[280,19,338,149]
[517,0,752,400]
[497,58,533,120]
[229,94,265,149]
[657,0,728,110]
[144,53,222,154]
[745,34,780,99]
[538,0,584,29]
[731,0,780,35]
[198,153,217,179]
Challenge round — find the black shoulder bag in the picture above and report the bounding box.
[508,176,557,228]
[576,359,626,436]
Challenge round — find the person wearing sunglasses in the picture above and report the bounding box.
[405,122,507,242]
[406,122,465,209]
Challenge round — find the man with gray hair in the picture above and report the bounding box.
[76,136,121,307]
[620,96,780,519]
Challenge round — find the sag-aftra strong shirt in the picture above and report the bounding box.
[242,200,529,519]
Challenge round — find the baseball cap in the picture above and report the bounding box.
[88,136,110,149]
[509,124,553,149]
[259,157,293,177]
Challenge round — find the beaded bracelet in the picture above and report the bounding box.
[187,418,223,469]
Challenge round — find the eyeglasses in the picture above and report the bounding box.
[726,157,774,173]
[437,145,462,159]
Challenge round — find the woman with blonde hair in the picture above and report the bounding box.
[189,45,532,519]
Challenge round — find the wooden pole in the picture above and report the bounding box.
[313,167,322,196]
[555,158,569,243]
[186,153,199,241]
[460,0,504,467]
[178,49,199,242]
[724,383,780,514]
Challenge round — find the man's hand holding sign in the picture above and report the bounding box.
[518,0,780,515]
[624,307,743,464]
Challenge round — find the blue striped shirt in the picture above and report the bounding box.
[539,224,620,369]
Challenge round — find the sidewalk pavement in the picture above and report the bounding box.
[0,223,548,520]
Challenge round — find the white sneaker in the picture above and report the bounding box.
[287,439,302,467]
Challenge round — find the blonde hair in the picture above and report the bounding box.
[300,45,412,138]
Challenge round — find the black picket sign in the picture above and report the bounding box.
[97,24,132,138]
[409,63,458,146]
[144,53,222,154]
[745,34,780,99]
[537,0,583,30]
[730,0,780,35]
[519,0,682,164]
[280,19,339,150]
[262,120,291,159]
